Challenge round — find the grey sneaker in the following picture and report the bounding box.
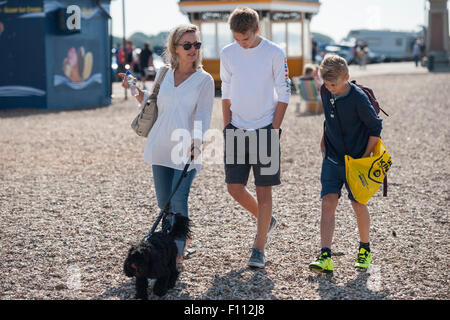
[253,217,278,247]
[248,248,266,268]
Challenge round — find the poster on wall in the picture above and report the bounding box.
[53,43,102,90]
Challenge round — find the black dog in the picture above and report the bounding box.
[124,213,190,299]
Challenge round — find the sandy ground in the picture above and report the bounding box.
[0,63,449,300]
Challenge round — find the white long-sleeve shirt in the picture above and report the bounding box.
[140,67,214,174]
[220,38,291,130]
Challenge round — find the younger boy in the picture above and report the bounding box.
[309,54,382,274]
[220,7,291,268]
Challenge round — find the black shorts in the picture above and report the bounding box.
[223,123,282,186]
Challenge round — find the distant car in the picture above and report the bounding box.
[317,44,384,65]
[366,49,385,64]
[324,44,355,64]
[314,44,355,65]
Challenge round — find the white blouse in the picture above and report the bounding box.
[141,67,214,175]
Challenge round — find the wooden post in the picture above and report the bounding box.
[122,0,127,99]
[301,12,305,76]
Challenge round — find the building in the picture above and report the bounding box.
[427,0,450,71]
[0,0,112,110]
[178,0,321,87]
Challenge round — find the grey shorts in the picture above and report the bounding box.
[223,123,282,186]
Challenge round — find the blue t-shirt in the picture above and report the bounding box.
[322,82,383,164]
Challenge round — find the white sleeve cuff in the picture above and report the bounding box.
[221,84,231,99]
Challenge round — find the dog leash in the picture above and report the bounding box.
[144,150,195,242]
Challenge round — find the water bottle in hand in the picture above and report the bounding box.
[126,70,139,96]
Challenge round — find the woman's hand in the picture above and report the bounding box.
[117,72,132,89]
[118,72,144,104]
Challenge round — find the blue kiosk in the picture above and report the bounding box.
[0,0,112,109]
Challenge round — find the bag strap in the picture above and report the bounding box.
[144,151,194,242]
[149,65,170,100]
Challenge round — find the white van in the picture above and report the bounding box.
[344,29,420,61]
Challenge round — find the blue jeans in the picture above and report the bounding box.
[152,165,197,256]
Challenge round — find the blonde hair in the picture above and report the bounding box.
[164,24,202,70]
[319,54,349,81]
[228,7,259,33]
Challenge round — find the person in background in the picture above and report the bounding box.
[357,41,368,69]
[116,43,126,78]
[139,43,154,89]
[352,41,359,65]
[125,40,134,71]
[312,40,318,64]
[300,63,322,92]
[413,40,421,67]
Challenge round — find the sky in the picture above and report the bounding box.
[110,0,435,42]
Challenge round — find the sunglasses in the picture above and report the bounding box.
[177,41,202,50]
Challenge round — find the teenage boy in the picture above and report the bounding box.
[309,54,383,274]
[220,7,291,268]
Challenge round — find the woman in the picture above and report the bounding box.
[119,24,214,272]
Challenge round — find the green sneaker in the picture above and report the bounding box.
[354,248,372,270]
[309,251,334,274]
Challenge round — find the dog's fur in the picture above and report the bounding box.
[124,213,190,299]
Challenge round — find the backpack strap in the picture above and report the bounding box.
[320,84,327,101]
[350,80,389,117]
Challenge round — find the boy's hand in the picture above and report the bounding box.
[222,99,232,129]
[272,101,288,132]
[361,136,379,158]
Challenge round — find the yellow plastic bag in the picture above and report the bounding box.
[345,139,392,205]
